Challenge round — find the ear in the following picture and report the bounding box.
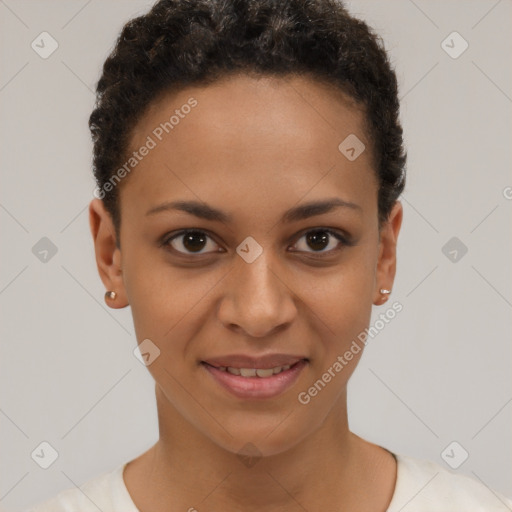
[89,198,129,308]
[373,201,403,306]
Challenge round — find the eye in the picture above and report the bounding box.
[290,228,349,254]
[162,230,222,255]
[162,228,351,257]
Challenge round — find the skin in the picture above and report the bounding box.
[89,73,403,512]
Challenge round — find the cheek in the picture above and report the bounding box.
[309,249,377,336]
[126,266,215,343]
[293,271,373,422]
[124,230,378,359]
[123,253,231,385]
[300,248,377,399]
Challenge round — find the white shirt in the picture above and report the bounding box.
[25,452,512,511]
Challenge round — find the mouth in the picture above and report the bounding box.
[200,357,309,399]
[202,359,305,377]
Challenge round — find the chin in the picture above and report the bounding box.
[203,415,314,459]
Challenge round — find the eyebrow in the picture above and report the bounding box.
[145,197,362,223]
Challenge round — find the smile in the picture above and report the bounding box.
[201,359,308,399]
[212,364,292,377]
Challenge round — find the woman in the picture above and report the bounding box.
[26,0,512,510]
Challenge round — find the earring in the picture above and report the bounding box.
[105,291,117,301]
[378,288,391,304]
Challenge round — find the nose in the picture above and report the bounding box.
[217,251,297,338]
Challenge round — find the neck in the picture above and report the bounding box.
[124,384,396,512]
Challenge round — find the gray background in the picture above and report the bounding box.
[1,0,511,510]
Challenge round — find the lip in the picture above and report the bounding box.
[202,353,308,369]
[201,359,308,399]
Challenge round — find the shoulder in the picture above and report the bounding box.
[23,463,138,512]
[387,452,512,512]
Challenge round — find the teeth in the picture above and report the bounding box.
[219,364,294,377]
[256,368,274,378]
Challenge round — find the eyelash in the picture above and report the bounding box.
[160,228,352,258]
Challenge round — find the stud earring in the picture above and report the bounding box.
[378,288,391,304]
[379,288,391,304]
[105,291,117,301]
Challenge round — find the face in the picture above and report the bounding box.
[90,73,402,457]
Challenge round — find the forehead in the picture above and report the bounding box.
[122,73,377,219]
[133,72,369,151]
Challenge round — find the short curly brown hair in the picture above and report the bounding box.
[89,0,406,244]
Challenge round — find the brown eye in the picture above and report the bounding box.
[306,231,330,251]
[165,230,221,255]
[292,229,347,254]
